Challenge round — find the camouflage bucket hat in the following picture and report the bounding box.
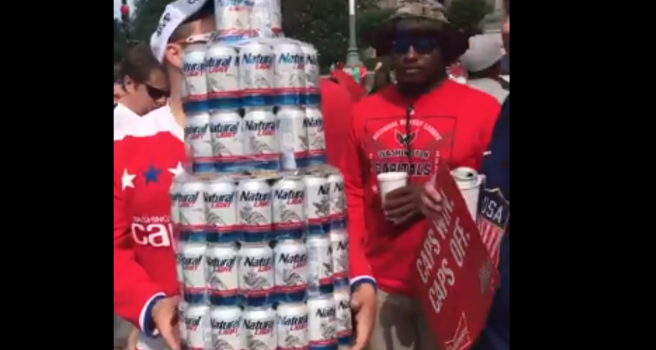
[373,0,469,66]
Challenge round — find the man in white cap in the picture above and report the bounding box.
[460,33,509,103]
[113,2,378,350]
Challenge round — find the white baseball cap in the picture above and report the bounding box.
[149,0,213,63]
[460,33,504,73]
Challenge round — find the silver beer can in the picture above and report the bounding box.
[205,243,240,306]
[329,229,349,288]
[327,173,346,229]
[277,106,309,170]
[306,235,335,297]
[242,306,276,350]
[181,43,209,114]
[179,176,207,242]
[307,296,338,349]
[451,167,483,221]
[239,41,274,107]
[273,239,308,303]
[238,242,275,307]
[276,302,310,350]
[304,106,327,166]
[243,107,280,171]
[204,178,240,243]
[209,110,245,173]
[206,43,241,110]
[273,41,305,106]
[185,112,214,174]
[272,176,306,240]
[303,175,331,236]
[184,304,211,350]
[237,177,273,243]
[299,42,320,105]
[209,305,245,350]
[334,287,353,347]
[181,242,207,305]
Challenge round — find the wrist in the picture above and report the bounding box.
[143,294,166,337]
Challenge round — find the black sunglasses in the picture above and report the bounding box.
[145,84,169,100]
[392,37,439,55]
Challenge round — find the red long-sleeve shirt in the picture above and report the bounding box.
[339,80,500,295]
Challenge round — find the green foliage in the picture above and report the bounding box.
[357,8,394,48]
[131,0,171,42]
[114,19,127,63]
[447,0,494,35]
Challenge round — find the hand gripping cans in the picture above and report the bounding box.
[273,41,305,106]
[205,43,241,111]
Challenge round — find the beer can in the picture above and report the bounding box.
[329,229,349,288]
[273,41,305,106]
[179,177,207,242]
[170,173,184,227]
[299,43,321,106]
[238,243,274,307]
[276,302,310,350]
[242,307,276,350]
[333,287,353,347]
[243,107,280,171]
[206,243,241,306]
[209,110,245,173]
[308,296,338,350]
[214,0,253,40]
[239,41,274,107]
[451,167,483,221]
[178,300,189,347]
[251,0,283,38]
[274,239,308,303]
[185,112,214,174]
[181,44,209,114]
[204,178,241,243]
[237,177,273,243]
[306,235,335,297]
[175,241,185,294]
[210,305,245,350]
[272,176,306,240]
[304,106,327,166]
[206,43,241,110]
[184,304,211,350]
[277,106,309,170]
[303,175,331,235]
[327,173,346,229]
[181,242,208,304]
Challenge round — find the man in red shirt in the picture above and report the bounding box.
[338,1,501,349]
[114,2,377,350]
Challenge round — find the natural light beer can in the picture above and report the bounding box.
[210,305,245,350]
[273,41,305,106]
[210,109,245,173]
[238,242,275,307]
[304,106,326,166]
[178,300,189,347]
[329,229,349,288]
[237,177,273,243]
[299,42,320,105]
[206,43,241,110]
[214,0,253,40]
[306,235,334,297]
[272,176,306,240]
[451,167,483,221]
[181,43,209,114]
[274,239,308,303]
[204,178,241,243]
[308,296,338,350]
[276,302,310,350]
[277,106,309,170]
[184,304,211,350]
[170,174,184,227]
[333,287,352,347]
[327,173,346,230]
[243,107,280,171]
[181,242,208,304]
[303,175,331,236]
[242,306,276,350]
[239,41,274,107]
[206,243,241,306]
[179,177,207,242]
[185,112,214,174]
[251,0,283,38]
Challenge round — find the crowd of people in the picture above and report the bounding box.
[113,0,510,349]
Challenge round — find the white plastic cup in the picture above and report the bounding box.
[377,172,408,202]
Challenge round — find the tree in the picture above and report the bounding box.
[447,0,494,36]
[357,8,394,48]
[114,19,127,63]
[131,0,171,42]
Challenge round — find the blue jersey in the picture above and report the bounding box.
[473,96,510,350]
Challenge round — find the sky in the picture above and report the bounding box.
[113,0,136,20]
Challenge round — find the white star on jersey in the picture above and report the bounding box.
[122,169,136,190]
[169,162,185,176]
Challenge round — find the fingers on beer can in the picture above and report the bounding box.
[205,243,241,306]
[304,176,331,236]
[272,176,306,240]
[209,110,247,174]
[184,304,211,350]
[308,296,338,349]
[274,239,309,303]
[333,287,353,347]
[306,235,335,298]
[204,178,242,244]
[238,242,275,307]
[277,107,310,170]
[242,306,277,350]
[237,177,274,243]
[210,305,245,350]
[181,44,209,114]
[304,106,327,166]
[276,302,310,350]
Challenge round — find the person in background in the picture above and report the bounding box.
[422,1,510,350]
[460,33,508,103]
[338,1,501,349]
[370,58,394,94]
[113,2,378,350]
[330,64,368,102]
[114,42,169,130]
[321,76,356,165]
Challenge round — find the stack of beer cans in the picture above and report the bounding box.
[172,8,352,349]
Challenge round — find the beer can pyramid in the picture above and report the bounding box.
[170,2,353,350]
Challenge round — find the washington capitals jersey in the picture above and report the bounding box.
[113,106,186,350]
[474,96,510,350]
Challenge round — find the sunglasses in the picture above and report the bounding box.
[392,37,439,55]
[145,84,169,100]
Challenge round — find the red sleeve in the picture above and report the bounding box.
[337,108,375,287]
[472,98,502,169]
[321,79,355,167]
[113,140,165,333]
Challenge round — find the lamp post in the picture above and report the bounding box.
[344,0,362,81]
